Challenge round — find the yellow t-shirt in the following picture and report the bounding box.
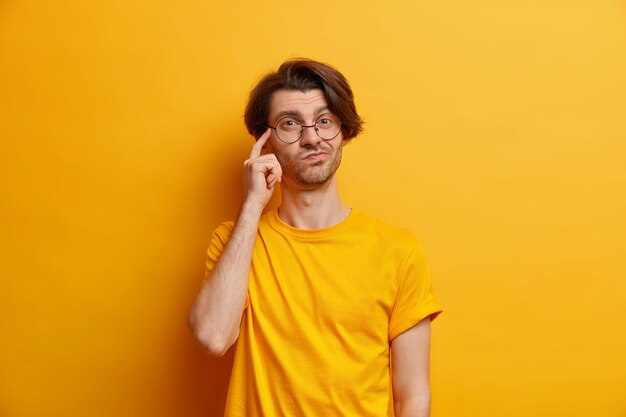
[204,208,442,417]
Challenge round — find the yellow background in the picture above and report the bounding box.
[1,0,625,416]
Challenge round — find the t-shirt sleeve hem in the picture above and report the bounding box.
[388,301,443,341]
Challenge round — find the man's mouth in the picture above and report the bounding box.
[301,151,328,161]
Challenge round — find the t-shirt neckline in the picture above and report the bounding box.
[266,208,360,240]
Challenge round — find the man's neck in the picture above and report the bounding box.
[277,175,351,230]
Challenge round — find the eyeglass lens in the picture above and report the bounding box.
[275,113,341,143]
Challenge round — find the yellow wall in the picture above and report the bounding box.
[1,1,625,416]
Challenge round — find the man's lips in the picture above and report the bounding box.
[301,151,328,161]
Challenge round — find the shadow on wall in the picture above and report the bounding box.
[177,129,254,417]
[181,337,236,417]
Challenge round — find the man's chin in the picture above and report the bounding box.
[282,153,341,189]
[298,163,335,183]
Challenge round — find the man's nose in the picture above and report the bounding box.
[299,125,322,146]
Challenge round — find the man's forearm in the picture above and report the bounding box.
[188,202,262,356]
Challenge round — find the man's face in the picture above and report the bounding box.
[265,89,347,189]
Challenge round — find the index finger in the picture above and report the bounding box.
[249,128,272,159]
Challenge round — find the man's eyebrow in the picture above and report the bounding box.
[275,110,303,119]
[274,105,331,120]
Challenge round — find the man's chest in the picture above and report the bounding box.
[246,237,401,344]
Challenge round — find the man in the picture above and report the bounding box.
[188,58,443,417]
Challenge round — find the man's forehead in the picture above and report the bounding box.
[269,89,329,118]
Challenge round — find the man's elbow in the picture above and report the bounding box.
[394,391,431,417]
[196,334,234,357]
[188,315,238,357]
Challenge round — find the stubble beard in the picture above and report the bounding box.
[275,145,343,189]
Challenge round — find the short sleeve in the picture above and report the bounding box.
[201,221,250,309]
[388,241,443,341]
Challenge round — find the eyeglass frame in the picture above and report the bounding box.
[264,113,343,144]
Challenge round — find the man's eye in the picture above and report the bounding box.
[279,118,300,129]
[317,117,336,127]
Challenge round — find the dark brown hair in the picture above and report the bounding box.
[244,58,364,140]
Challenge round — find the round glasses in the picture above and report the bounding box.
[266,113,342,144]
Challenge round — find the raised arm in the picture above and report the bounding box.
[188,129,281,356]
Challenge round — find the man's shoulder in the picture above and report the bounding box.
[216,220,235,231]
[211,210,274,237]
[209,220,235,242]
[353,210,421,247]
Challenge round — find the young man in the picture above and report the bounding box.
[188,58,443,417]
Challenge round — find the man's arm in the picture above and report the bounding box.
[187,129,281,356]
[391,316,433,417]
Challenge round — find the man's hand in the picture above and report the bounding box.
[243,128,282,212]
